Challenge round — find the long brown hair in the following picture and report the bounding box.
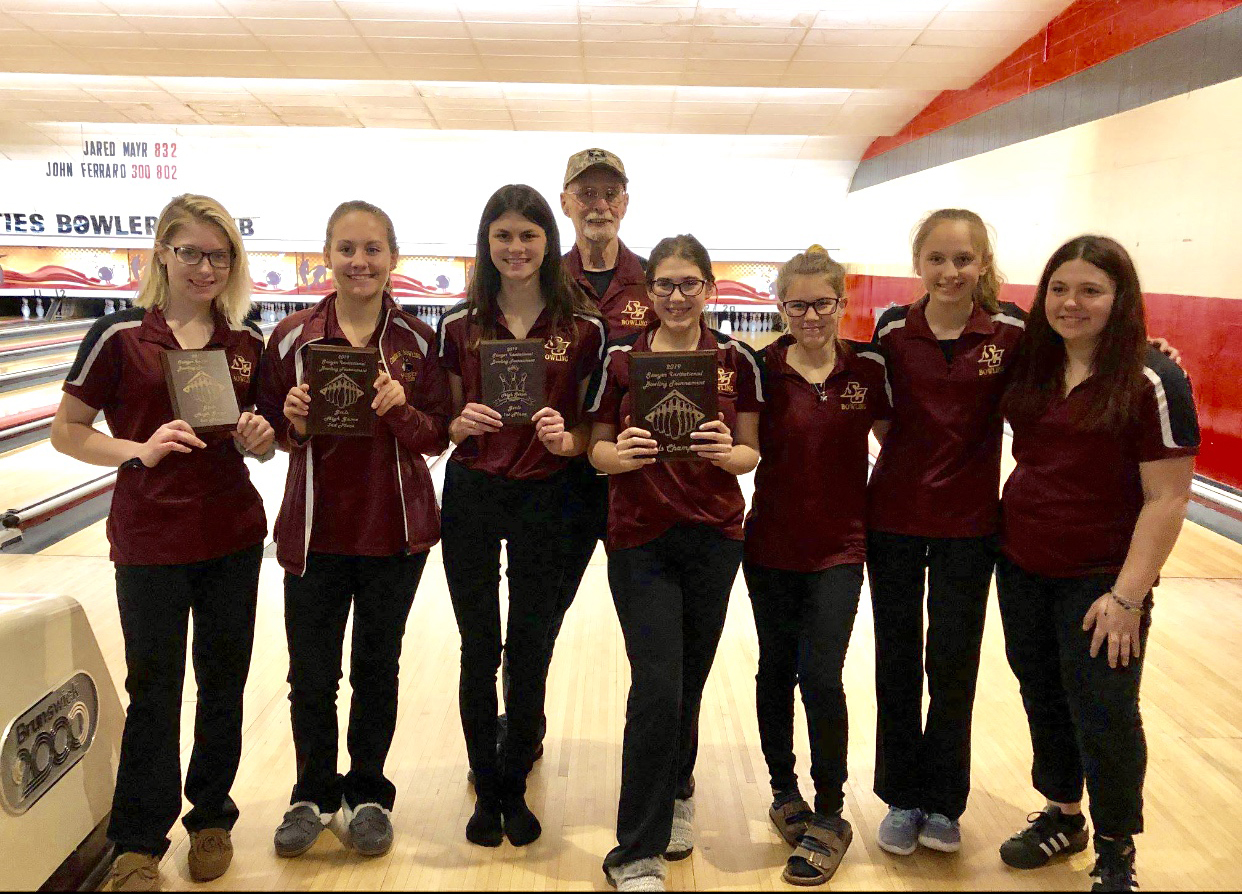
[1003,235,1147,433]
[911,209,1004,313]
[466,184,597,347]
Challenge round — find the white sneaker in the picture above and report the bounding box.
[665,797,694,860]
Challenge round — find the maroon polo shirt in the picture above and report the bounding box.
[437,300,606,480]
[1001,347,1198,578]
[565,241,654,334]
[306,301,405,556]
[868,297,1027,538]
[588,319,764,551]
[746,336,890,572]
[62,306,267,566]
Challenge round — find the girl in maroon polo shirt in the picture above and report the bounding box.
[995,236,1197,893]
[436,184,604,849]
[866,208,1027,856]
[259,201,451,860]
[52,194,274,891]
[588,234,762,891]
[743,248,890,885]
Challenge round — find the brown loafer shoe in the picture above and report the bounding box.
[105,852,161,892]
[188,828,233,882]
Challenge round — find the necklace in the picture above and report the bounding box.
[811,380,828,402]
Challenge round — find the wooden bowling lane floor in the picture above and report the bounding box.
[1,512,1240,891]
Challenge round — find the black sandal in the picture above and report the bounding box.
[782,817,853,886]
[769,793,814,847]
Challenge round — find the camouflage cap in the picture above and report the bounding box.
[563,147,628,187]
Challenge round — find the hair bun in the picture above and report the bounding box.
[805,243,828,256]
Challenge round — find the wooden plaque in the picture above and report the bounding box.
[305,344,378,437]
[480,338,546,424]
[160,348,241,434]
[630,350,718,461]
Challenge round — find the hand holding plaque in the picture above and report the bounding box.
[161,348,241,433]
[480,339,546,425]
[630,350,718,461]
[305,344,379,437]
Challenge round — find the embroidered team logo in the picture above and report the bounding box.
[229,354,252,382]
[621,300,648,328]
[978,344,1004,376]
[840,381,867,410]
[389,349,421,382]
[544,334,570,362]
[717,367,736,396]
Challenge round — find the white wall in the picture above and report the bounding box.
[0,125,856,260]
[841,75,1242,299]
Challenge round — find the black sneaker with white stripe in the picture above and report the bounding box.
[999,807,1089,869]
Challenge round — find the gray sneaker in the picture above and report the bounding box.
[918,812,961,852]
[349,804,394,856]
[664,797,694,860]
[274,803,324,858]
[877,807,924,856]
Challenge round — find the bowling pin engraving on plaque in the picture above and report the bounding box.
[631,350,718,460]
[305,344,379,437]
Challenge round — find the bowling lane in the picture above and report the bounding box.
[0,424,112,511]
[0,347,77,376]
[0,381,65,423]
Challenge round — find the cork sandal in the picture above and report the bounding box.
[769,794,814,847]
[782,817,853,887]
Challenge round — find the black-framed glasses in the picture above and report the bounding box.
[568,186,626,206]
[167,244,233,269]
[782,297,839,317]
[651,277,708,298]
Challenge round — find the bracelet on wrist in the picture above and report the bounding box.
[1109,590,1143,614]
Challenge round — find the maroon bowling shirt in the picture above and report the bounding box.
[868,297,1027,538]
[61,306,267,566]
[565,242,654,334]
[257,293,451,576]
[437,300,606,480]
[1001,347,1198,578]
[588,319,764,552]
[746,336,890,572]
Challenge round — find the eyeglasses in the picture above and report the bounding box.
[167,245,233,269]
[568,186,626,206]
[651,277,708,298]
[782,297,839,317]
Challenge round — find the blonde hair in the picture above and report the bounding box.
[910,208,1004,314]
[136,194,252,327]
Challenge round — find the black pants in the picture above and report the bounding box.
[500,456,608,742]
[605,524,743,866]
[995,555,1150,837]
[284,550,426,813]
[866,531,995,819]
[109,543,262,857]
[441,462,567,794]
[745,562,863,817]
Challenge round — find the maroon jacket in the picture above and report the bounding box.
[257,293,451,576]
[565,241,654,334]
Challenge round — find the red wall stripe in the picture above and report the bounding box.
[862,0,1242,162]
[841,274,1242,491]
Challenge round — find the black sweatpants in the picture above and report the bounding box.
[744,562,863,817]
[284,550,427,813]
[604,524,743,867]
[500,455,607,743]
[109,543,263,857]
[995,555,1150,837]
[866,531,995,819]
[441,461,567,795]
